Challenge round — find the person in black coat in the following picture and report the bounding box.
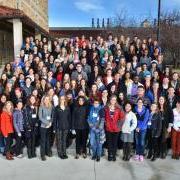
[72,96,89,159]
[53,95,71,159]
[158,96,173,159]
[167,87,178,109]
[147,103,162,161]
[23,95,39,159]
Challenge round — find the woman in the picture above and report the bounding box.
[0,73,8,93]
[79,78,89,96]
[118,92,127,110]
[101,89,108,107]
[88,97,105,162]
[158,96,173,159]
[53,95,71,159]
[13,100,24,158]
[0,94,7,154]
[0,101,14,160]
[71,80,78,99]
[105,95,125,161]
[171,99,180,160]
[72,96,89,159]
[89,84,101,104]
[121,102,137,161]
[103,69,113,86]
[23,95,39,159]
[39,95,53,161]
[134,98,150,162]
[89,65,101,86]
[3,63,13,79]
[147,103,162,161]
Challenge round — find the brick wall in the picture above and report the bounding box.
[0,0,49,31]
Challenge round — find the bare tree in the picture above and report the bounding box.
[108,9,180,68]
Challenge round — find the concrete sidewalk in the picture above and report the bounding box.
[0,147,179,180]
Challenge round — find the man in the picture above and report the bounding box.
[107,72,126,95]
[81,57,91,79]
[171,72,180,94]
[167,87,178,109]
[130,85,151,108]
[22,77,33,99]
[71,63,88,81]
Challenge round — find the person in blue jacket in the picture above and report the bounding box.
[88,97,105,162]
[134,98,150,162]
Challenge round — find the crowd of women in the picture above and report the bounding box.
[0,34,179,162]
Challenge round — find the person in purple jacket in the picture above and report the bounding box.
[134,98,150,162]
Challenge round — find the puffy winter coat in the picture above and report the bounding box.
[105,106,125,132]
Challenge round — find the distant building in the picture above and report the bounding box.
[49,27,108,39]
[0,0,49,64]
[141,19,151,28]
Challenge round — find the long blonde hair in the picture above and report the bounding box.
[3,101,14,114]
[41,95,52,108]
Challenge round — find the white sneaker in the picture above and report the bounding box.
[17,154,23,158]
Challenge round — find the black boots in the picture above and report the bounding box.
[59,154,68,159]
[92,155,100,162]
[147,151,152,159]
[41,156,46,161]
[151,155,156,161]
[108,153,113,161]
[108,153,116,161]
[123,143,131,161]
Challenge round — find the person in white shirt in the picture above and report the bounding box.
[172,99,180,160]
[121,102,137,161]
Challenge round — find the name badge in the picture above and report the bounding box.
[92,113,98,118]
[148,121,152,126]
[47,116,51,120]
[32,114,37,118]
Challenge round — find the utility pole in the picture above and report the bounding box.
[157,0,161,41]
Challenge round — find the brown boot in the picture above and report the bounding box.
[6,152,14,160]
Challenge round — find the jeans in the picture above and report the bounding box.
[14,132,25,156]
[135,129,147,155]
[4,133,13,154]
[90,130,102,157]
[40,127,51,157]
[0,133,5,153]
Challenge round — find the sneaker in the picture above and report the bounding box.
[134,155,139,161]
[139,155,144,162]
[17,154,23,158]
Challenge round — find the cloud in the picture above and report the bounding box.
[74,0,104,13]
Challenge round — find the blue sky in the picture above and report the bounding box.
[48,0,180,27]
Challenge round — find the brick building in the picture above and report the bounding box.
[0,0,49,65]
[49,27,109,39]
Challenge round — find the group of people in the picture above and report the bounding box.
[0,34,179,163]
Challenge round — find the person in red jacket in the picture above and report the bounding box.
[105,95,125,161]
[0,101,14,160]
